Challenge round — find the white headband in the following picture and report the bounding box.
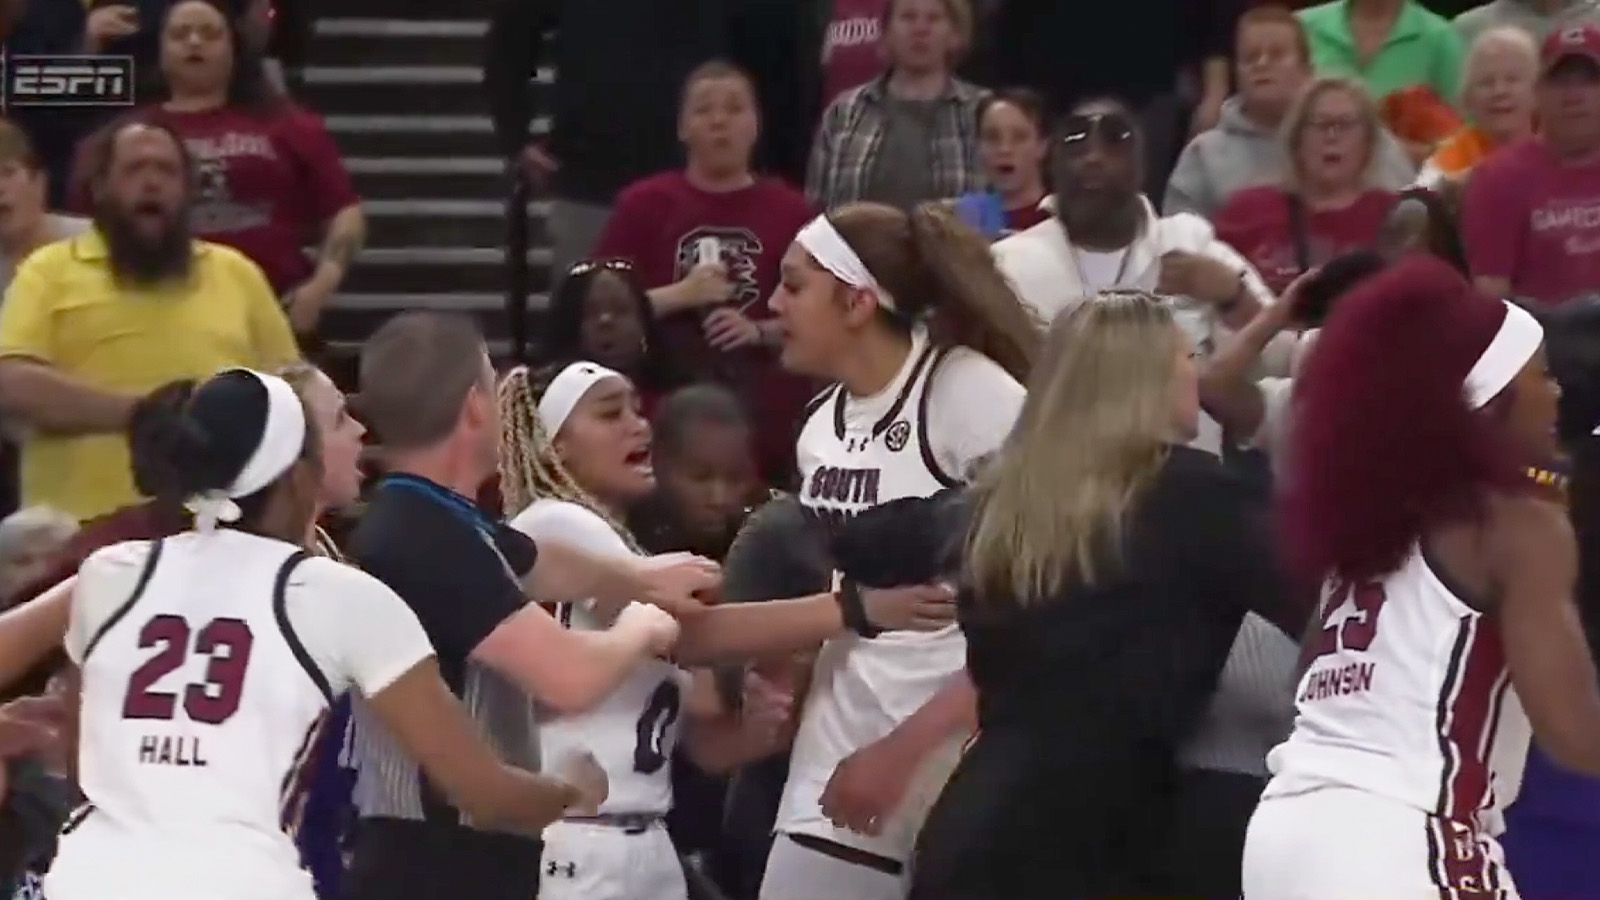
[1465,301,1544,409]
[185,369,308,532]
[537,362,625,436]
[795,214,898,312]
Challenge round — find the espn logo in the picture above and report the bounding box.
[3,55,136,108]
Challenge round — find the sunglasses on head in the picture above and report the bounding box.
[567,258,635,277]
[1057,111,1137,151]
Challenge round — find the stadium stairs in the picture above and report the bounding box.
[296,5,553,378]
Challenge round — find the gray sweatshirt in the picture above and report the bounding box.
[1163,96,1418,220]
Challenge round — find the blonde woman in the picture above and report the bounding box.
[1418,27,1538,188]
[494,362,955,900]
[899,291,1300,900]
[1214,76,1396,294]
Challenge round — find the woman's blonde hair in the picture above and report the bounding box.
[966,291,1179,605]
[1280,75,1383,191]
[496,365,642,552]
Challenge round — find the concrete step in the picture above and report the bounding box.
[340,249,552,295]
[349,171,510,202]
[362,198,549,248]
[309,18,498,68]
[324,114,546,169]
[320,291,549,345]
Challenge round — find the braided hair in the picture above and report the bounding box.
[495,364,644,553]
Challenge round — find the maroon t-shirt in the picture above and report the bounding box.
[1006,204,1051,234]
[593,172,816,484]
[1214,186,1396,295]
[1463,138,1600,306]
[98,104,359,295]
[821,0,890,108]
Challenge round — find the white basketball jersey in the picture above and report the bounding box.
[780,338,969,859]
[48,530,432,900]
[1264,547,1530,827]
[543,600,688,816]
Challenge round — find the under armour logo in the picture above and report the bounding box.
[545,860,577,878]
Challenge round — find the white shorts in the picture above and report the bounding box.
[758,833,902,900]
[536,819,686,900]
[1243,786,1518,900]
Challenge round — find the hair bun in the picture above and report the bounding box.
[129,380,201,499]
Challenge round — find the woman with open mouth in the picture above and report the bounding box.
[1213,75,1397,295]
[953,88,1050,240]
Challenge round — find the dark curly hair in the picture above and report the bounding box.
[544,259,675,392]
[1281,255,1527,583]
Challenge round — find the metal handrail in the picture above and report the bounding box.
[503,174,532,365]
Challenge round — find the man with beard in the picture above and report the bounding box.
[993,96,1285,456]
[0,117,299,522]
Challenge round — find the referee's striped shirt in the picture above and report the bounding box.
[343,481,545,835]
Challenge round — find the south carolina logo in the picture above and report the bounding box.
[884,420,911,452]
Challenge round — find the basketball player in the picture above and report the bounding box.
[1242,258,1600,899]
[495,360,959,900]
[761,202,1036,900]
[44,369,616,900]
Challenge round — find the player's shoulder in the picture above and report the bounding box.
[926,345,1023,404]
[800,383,838,423]
[1487,491,1574,561]
[80,538,157,582]
[283,555,410,622]
[509,497,606,537]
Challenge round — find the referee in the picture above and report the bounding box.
[341,313,714,900]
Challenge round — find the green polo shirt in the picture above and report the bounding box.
[1300,0,1465,105]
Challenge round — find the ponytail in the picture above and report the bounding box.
[907,202,1038,381]
[495,365,643,552]
[827,201,1040,381]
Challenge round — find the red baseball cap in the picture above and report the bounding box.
[1541,23,1600,75]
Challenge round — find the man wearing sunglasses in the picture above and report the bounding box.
[993,98,1285,457]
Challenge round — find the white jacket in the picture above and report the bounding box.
[993,195,1290,453]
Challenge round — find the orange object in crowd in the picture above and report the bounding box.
[1381,85,1464,146]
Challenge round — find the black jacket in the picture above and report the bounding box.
[989,0,1243,112]
[481,0,729,206]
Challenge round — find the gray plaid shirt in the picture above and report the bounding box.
[806,75,987,211]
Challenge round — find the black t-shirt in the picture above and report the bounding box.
[351,480,537,690]
[343,477,547,900]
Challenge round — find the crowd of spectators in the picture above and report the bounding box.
[4,0,1600,897]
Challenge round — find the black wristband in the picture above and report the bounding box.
[835,578,882,639]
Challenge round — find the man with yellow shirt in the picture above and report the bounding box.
[0,119,300,522]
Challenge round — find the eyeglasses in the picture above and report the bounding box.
[1057,112,1137,155]
[567,258,635,277]
[1305,115,1363,137]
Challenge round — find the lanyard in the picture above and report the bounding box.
[379,474,495,540]
[379,474,521,583]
